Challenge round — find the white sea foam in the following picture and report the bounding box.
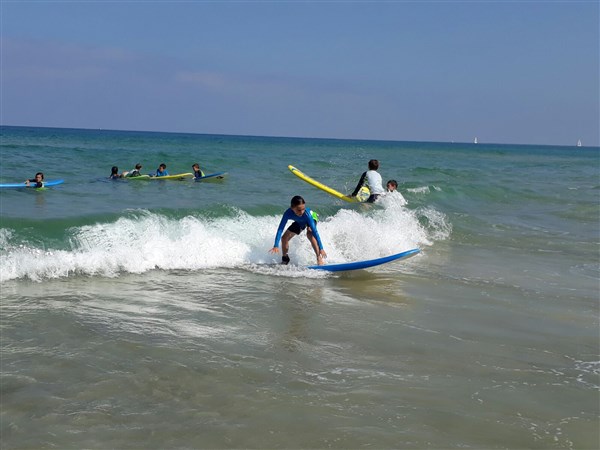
[407,186,431,194]
[0,202,449,282]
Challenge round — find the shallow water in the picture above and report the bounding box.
[1,126,598,448]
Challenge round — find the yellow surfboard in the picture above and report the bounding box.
[288,165,369,203]
[127,173,197,181]
[149,173,193,180]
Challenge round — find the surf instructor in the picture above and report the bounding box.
[270,195,327,266]
[350,159,385,203]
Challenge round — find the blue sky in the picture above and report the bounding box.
[2,1,598,146]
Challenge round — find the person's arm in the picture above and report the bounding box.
[306,211,324,250]
[351,172,367,197]
[271,210,291,249]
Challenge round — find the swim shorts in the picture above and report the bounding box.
[287,212,318,235]
[287,221,305,235]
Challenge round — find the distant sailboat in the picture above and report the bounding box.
[577,139,582,147]
[473,137,478,144]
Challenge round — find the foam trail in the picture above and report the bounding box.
[0,202,449,281]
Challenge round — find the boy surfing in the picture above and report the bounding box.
[270,195,327,266]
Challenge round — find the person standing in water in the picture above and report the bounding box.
[270,195,327,266]
[350,159,385,203]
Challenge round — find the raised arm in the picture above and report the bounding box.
[351,171,367,197]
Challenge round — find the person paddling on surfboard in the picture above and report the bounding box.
[155,163,169,177]
[25,172,44,188]
[350,159,385,203]
[126,163,143,177]
[270,195,327,266]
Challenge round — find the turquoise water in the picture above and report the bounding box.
[1,126,598,448]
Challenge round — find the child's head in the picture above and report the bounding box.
[135,163,142,170]
[290,195,306,216]
[111,166,119,175]
[192,163,200,170]
[34,172,44,181]
[386,179,397,191]
[368,159,379,171]
[291,195,305,207]
[159,163,167,170]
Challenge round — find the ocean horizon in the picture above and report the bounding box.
[3,124,594,149]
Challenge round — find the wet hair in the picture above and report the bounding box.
[192,163,200,169]
[159,163,167,169]
[368,159,379,171]
[35,172,44,179]
[135,163,142,170]
[386,179,398,188]
[111,166,119,175]
[290,195,305,207]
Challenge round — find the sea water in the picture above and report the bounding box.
[1,126,598,448]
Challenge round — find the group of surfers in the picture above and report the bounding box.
[26,159,400,267]
[109,163,206,179]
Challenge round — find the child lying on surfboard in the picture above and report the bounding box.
[155,163,169,177]
[269,195,327,266]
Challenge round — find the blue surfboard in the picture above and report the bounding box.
[0,179,64,189]
[194,171,228,182]
[307,248,420,272]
